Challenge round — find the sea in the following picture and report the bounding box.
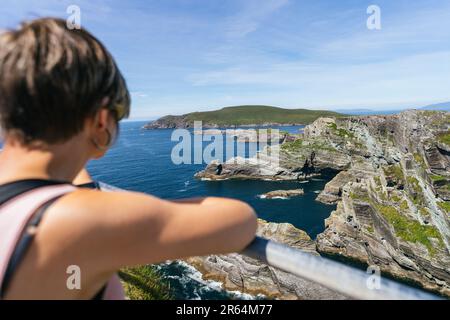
[87,120,337,300]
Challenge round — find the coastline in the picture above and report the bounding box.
[143,122,307,130]
[183,219,347,300]
[190,110,450,298]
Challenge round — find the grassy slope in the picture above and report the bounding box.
[173,105,344,126]
[438,131,450,146]
[119,266,173,300]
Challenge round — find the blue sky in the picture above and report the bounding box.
[1,0,450,119]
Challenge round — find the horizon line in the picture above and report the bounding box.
[126,101,450,120]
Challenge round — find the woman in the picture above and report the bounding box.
[0,18,257,299]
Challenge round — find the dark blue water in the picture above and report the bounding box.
[87,121,337,299]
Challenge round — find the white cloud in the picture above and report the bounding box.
[131,91,149,98]
[185,2,450,111]
[224,0,289,39]
[315,4,450,60]
[188,51,450,108]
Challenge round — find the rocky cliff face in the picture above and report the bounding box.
[314,111,450,297]
[194,110,450,297]
[186,219,346,300]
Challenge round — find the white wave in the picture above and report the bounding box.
[298,180,309,184]
[166,260,260,300]
[227,290,263,300]
[176,261,226,298]
[201,177,228,181]
[314,190,321,194]
[258,195,288,200]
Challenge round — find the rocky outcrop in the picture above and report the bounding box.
[144,119,302,130]
[316,171,354,204]
[260,189,304,199]
[193,129,287,143]
[193,129,223,135]
[195,156,304,181]
[143,115,194,129]
[316,161,378,204]
[195,110,450,297]
[316,179,450,297]
[186,220,346,300]
[311,111,450,297]
[195,138,348,181]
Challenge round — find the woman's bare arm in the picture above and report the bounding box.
[41,189,257,274]
[68,168,256,266]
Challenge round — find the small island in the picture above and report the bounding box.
[143,105,344,129]
[260,189,305,199]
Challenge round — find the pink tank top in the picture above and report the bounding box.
[0,184,125,300]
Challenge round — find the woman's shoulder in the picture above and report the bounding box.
[44,187,166,227]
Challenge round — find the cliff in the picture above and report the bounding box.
[195,110,450,297]
[186,219,346,300]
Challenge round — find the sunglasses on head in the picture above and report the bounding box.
[101,95,128,121]
[104,102,127,121]
[112,102,127,121]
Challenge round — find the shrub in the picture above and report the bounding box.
[119,266,173,300]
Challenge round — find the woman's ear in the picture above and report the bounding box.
[96,108,110,130]
[88,108,115,158]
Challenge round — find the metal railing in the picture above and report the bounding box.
[243,237,441,300]
[98,182,443,300]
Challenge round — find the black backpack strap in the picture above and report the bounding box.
[76,181,101,189]
[0,179,68,207]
